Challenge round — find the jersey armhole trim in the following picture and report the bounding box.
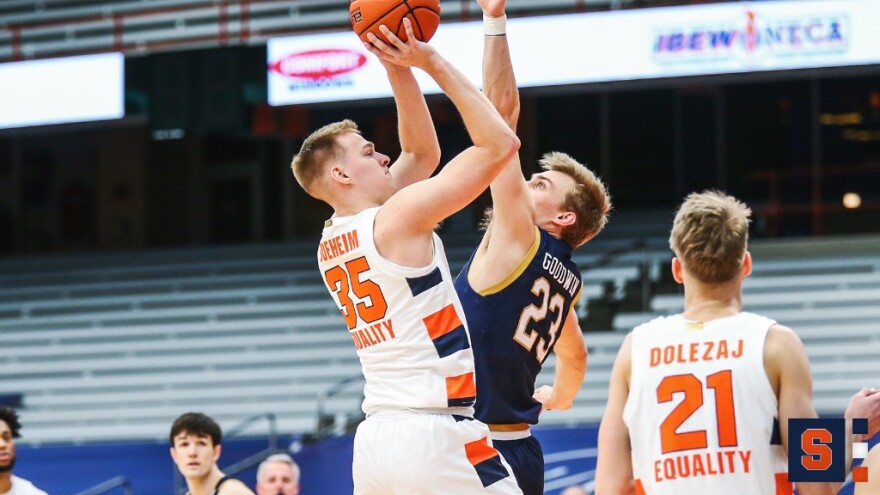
[478,226,541,296]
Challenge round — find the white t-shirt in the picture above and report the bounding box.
[0,476,48,495]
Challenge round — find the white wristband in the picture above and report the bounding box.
[483,14,507,36]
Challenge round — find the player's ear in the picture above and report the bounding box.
[741,251,752,278]
[330,164,351,184]
[213,444,222,462]
[671,257,684,284]
[554,211,576,227]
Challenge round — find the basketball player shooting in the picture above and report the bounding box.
[291,13,523,495]
[453,1,611,493]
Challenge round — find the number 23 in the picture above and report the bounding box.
[513,277,565,363]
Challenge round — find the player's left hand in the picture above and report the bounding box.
[476,0,506,18]
[845,387,880,441]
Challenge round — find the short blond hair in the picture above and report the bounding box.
[670,190,751,283]
[291,120,360,198]
[540,152,611,247]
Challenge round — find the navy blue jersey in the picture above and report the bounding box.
[455,227,582,425]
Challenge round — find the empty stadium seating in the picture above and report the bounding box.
[2,223,878,444]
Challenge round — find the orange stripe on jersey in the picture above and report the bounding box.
[423,304,463,340]
[464,437,499,466]
[853,466,868,483]
[634,479,646,495]
[446,372,476,400]
[775,472,792,495]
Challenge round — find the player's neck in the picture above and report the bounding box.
[0,472,12,493]
[331,191,382,217]
[681,283,743,322]
[185,467,225,495]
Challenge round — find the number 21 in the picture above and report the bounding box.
[657,370,738,454]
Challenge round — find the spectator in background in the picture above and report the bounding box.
[255,454,300,495]
[0,407,47,495]
[169,412,254,495]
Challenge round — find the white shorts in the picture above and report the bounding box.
[353,411,523,494]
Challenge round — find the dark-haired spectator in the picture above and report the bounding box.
[169,412,254,495]
[0,407,47,495]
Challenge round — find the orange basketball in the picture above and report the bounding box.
[350,0,441,44]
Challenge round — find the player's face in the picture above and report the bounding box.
[337,132,394,202]
[256,461,299,495]
[0,420,15,473]
[527,170,577,228]
[170,432,219,480]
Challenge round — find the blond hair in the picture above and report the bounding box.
[291,119,360,198]
[540,152,611,247]
[669,190,751,283]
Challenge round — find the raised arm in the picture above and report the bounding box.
[364,20,520,264]
[383,64,441,189]
[595,333,636,495]
[465,0,537,289]
[534,310,587,411]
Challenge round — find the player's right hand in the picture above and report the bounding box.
[476,0,506,18]
[363,18,438,70]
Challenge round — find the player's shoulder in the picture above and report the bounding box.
[764,322,803,352]
[218,478,255,495]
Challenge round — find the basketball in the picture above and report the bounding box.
[350,0,441,44]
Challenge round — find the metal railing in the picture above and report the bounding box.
[314,374,363,441]
[73,476,133,495]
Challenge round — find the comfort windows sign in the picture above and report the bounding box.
[267,0,880,105]
[0,53,124,130]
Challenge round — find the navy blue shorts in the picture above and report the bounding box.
[493,435,544,495]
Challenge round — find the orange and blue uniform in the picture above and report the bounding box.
[318,207,521,494]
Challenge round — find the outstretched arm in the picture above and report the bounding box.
[534,311,587,411]
[364,20,519,264]
[383,64,441,189]
[467,0,537,291]
[595,333,636,495]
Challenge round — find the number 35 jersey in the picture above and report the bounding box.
[623,312,790,495]
[455,227,582,425]
[318,207,477,415]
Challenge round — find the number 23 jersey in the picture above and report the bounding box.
[455,227,582,425]
[623,312,790,495]
[318,207,477,415]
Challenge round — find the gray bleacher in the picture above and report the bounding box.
[2,227,876,444]
[614,237,880,417]
[0,223,658,444]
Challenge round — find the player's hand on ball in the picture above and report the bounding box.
[364,18,436,69]
[476,0,506,18]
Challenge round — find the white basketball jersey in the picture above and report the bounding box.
[623,311,790,495]
[317,207,476,415]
